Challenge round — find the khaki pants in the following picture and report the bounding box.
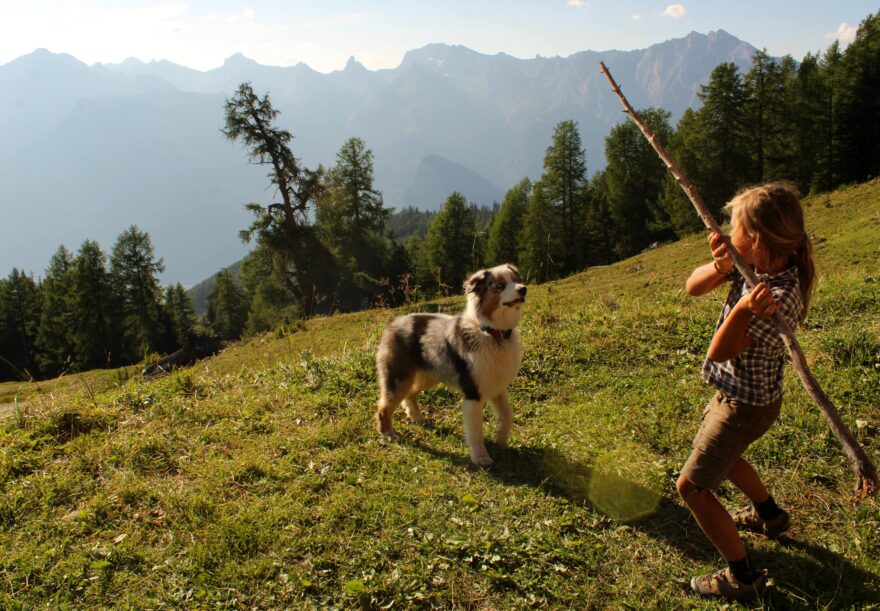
[681,391,782,490]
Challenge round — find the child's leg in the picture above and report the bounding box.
[676,474,747,562]
[726,457,770,503]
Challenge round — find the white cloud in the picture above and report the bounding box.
[567,0,585,7]
[661,4,686,21]
[631,13,642,21]
[825,22,857,45]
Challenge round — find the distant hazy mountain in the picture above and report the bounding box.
[0,31,757,285]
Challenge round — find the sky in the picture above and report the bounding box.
[0,1,876,72]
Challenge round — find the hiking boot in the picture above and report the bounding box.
[731,504,790,536]
[690,567,767,601]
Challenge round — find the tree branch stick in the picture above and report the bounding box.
[598,61,877,502]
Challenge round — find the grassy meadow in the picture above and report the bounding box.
[1,180,879,609]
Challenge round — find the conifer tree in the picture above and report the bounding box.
[486,178,530,267]
[422,192,478,293]
[206,269,248,341]
[163,283,197,347]
[791,53,827,192]
[518,183,558,283]
[812,41,844,192]
[110,226,166,360]
[0,269,41,380]
[316,137,392,310]
[602,107,674,257]
[836,11,880,184]
[693,62,751,214]
[35,246,75,376]
[656,109,706,237]
[68,240,119,370]
[583,173,614,266]
[224,82,335,317]
[541,120,589,274]
[763,55,799,182]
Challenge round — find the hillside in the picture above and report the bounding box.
[1,180,878,608]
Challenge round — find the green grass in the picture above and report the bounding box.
[2,180,880,608]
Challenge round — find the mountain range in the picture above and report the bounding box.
[0,30,757,286]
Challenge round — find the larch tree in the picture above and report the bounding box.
[223,82,335,318]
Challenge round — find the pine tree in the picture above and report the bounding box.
[792,53,827,192]
[35,246,75,376]
[110,226,166,360]
[602,107,674,257]
[836,11,880,184]
[541,120,589,274]
[656,109,706,237]
[744,51,800,183]
[206,269,248,341]
[486,178,530,267]
[693,63,751,214]
[518,183,558,283]
[812,41,844,192]
[316,137,392,311]
[422,192,479,294]
[583,173,614,266]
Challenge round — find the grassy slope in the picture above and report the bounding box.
[1,181,879,609]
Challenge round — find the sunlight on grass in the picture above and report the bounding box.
[588,442,665,522]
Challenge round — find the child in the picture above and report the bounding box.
[677,183,815,600]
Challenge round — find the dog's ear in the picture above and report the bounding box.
[465,269,492,294]
[506,264,522,283]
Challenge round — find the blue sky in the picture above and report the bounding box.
[0,1,876,72]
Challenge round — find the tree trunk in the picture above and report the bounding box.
[599,61,877,502]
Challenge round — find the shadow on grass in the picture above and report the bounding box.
[407,438,718,563]
[754,535,880,609]
[405,436,879,605]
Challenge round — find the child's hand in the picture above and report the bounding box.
[738,282,779,318]
[708,232,733,275]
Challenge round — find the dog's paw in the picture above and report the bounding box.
[408,414,426,425]
[494,436,509,448]
[380,429,400,443]
[471,454,494,468]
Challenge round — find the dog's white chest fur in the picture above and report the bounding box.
[469,332,522,400]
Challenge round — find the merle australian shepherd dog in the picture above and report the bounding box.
[375,264,527,466]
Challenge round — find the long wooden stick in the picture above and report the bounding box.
[598,61,877,502]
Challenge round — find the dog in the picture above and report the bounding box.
[375,263,527,466]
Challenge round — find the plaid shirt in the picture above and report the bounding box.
[701,265,804,406]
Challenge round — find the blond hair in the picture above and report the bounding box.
[724,182,815,319]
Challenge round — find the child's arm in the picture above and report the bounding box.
[707,282,779,362]
[686,232,733,296]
